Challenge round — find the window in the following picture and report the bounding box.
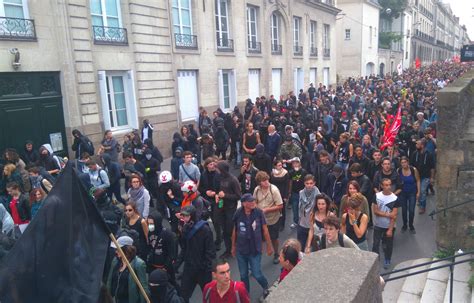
[293,16,301,47]
[172,0,193,36]
[310,21,316,48]
[247,5,258,50]
[271,13,280,52]
[215,0,231,48]
[91,0,122,28]
[98,71,138,131]
[218,70,236,111]
[0,0,29,18]
[369,26,373,46]
[323,24,330,56]
[345,29,351,40]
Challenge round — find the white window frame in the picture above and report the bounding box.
[247,5,258,48]
[172,0,193,35]
[345,29,351,40]
[369,26,373,46]
[215,0,230,41]
[323,24,330,49]
[310,21,317,48]
[90,0,123,28]
[271,13,280,49]
[98,70,138,132]
[293,16,301,48]
[218,69,237,112]
[0,0,29,18]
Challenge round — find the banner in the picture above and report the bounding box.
[380,105,402,151]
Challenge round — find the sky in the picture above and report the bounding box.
[443,0,474,41]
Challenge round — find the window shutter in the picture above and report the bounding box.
[126,70,138,130]
[218,70,224,109]
[97,70,111,130]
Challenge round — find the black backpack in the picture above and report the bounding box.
[320,233,345,249]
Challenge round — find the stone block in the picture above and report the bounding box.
[76,72,95,84]
[75,62,94,73]
[78,83,96,95]
[266,248,382,303]
[74,50,93,62]
[68,4,88,18]
[136,62,173,73]
[436,165,456,189]
[438,150,464,165]
[73,39,92,51]
[79,93,97,105]
[137,80,174,90]
[457,170,474,191]
[81,104,99,115]
[71,28,91,41]
[135,71,173,81]
[138,88,174,100]
[134,53,172,63]
[81,113,100,125]
[69,16,89,29]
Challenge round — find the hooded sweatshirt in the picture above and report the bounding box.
[216,161,241,209]
[147,211,177,270]
[38,144,61,173]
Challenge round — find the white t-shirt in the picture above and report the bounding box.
[374,192,398,229]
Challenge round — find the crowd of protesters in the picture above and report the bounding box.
[0,61,471,303]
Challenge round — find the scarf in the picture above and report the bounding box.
[272,168,288,178]
[299,187,318,216]
[129,185,145,202]
[181,192,198,207]
[29,175,43,189]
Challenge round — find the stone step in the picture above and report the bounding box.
[443,253,473,303]
[383,260,414,303]
[397,258,433,303]
[420,259,451,303]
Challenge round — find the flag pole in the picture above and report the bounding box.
[109,233,151,303]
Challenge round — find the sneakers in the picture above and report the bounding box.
[419,208,426,215]
[410,226,416,234]
[383,259,391,270]
[401,225,408,232]
[290,223,296,229]
[273,254,279,264]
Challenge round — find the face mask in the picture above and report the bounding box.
[293,166,301,171]
[148,224,155,232]
[145,154,152,160]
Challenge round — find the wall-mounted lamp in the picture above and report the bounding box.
[9,48,20,70]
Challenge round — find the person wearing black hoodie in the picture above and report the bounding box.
[147,211,178,287]
[141,148,160,202]
[157,171,183,233]
[101,154,126,205]
[215,161,241,258]
[253,144,272,175]
[178,205,215,303]
[149,268,184,303]
[21,140,40,166]
[71,129,94,159]
[143,139,164,171]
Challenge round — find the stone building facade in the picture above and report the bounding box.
[0,0,339,157]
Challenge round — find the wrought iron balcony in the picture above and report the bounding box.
[93,26,128,45]
[248,40,261,53]
[175,33,198,49]
[271,44,282,55]
[294,45,303,56]
[323,48,330,58]
[0,16,36,41]
[216,37,234,52]
[310,47,318,57]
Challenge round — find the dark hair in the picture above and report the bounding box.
[319,150,330,158]
[242,154,253,162]
[400,156,409,162]
[349,163,362,173]
[122,245,137,261]
[86,160,97,166]
[183,151,193,157]
[373,149,381,155]
[303,174,315,183]
[125,200,139,214]
[6,182,20,190]
[27,166,41,174]
[273,159,283,166]
[322,215,340,230]
[381,178,392,185]
[347,180,360,195]
[203,157,217,169]
[122,152,133,159]
[354,145,362,150]
[314,193,331,214]
[104,130,112,137]
[81,152,91,160]
[281,245,299,267]
[212,258,229,272]
[129,174,143,187]
[381,157,391,164]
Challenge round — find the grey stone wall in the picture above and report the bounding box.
[265,248,382,303]
[436,69,474,250]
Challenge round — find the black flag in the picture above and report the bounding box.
[0,164,110,303]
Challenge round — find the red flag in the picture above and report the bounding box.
[415,57,421,69]
[380,105,402,151]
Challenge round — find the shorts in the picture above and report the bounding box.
[267,223,280,240]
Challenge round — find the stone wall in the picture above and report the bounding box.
[265,248,382,303]
[436,69,474,250]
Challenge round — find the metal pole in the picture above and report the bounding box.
[449,261,454,303]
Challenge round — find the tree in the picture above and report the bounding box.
[378,0,408,20]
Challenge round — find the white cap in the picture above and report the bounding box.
[111,236,133,248]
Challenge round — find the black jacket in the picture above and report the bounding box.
[199,170,220,201]
[254,153,272,175]
[325,175,348,207]
[5,194,30,222]
[102,154,122,185]
[350,174,373,202]
[216,162,241,209]
[182,221,215,272]
[313,162,334,193]
[147,212,177,272]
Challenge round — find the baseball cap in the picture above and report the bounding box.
[290,157,301,163]
[241,193,256,203]
[110,236,133,248]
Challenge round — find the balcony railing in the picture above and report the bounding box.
[271,44,282,55]
[92,26,128,45]
[0,16,36,41]
[323,48,330,58]
[217,37,234,52]
[310,47,318,57]
[294,45,303,56]
[175,33,198,49]
[248,40,261,53]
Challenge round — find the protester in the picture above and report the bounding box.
[288,157,307,229]
[296,174,320,251]
[98,130,119,162]
[122,201,149,261]
[319,215,359,249]
[178,151,201,186]
[238,155,258,195]
[340,193,369,250]
[410,138,435,215]
[398,156,420,233]
[29,188,45,219]
[127,174,150,219]
[149,268,183,303]
[305,194,335,253]
[278,244,300,283]
[71,129,94,159]
[87,160,110,190]
[203,259,250,303]
[270,159,290,231]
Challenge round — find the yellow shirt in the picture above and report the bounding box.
[253,184,283,226]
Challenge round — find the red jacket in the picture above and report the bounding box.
[202,280,249,303]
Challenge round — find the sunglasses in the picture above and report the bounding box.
[125,209,133,212]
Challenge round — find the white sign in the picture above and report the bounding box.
[49,132,63,152]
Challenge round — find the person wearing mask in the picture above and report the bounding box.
[253,171,283,264]
[21,140,40,166]
[288,158,307,229]
[143,138,163,171]
[178,205,216,303]
[148,268,183,303]
[170,147,184,181]
[141,149,160,201]
[29,188,45,219]
[372,178,399,269]
[71,129,94,159]
[127,175,150,219]
[213,117,230,160]
[238,155,259,195]
[398,156,420,232]
[270,159,290,231]
[106,236,149,303]
[146,211,177,287]
[373,157,402,196]
[102,154,126,205]
[325,165,348,212]
[341,193,369,250]
[179,181,208,221]
[178,151,200,187]
[253,144,272,175]
[203,259,250,303]
[87,160,110,191]
[297,175,320,250]
[215,161,241,258]
[37,145,61,180]
[141,119,154,144]
[93,188,122,236]
[231,194,273,296]
[157,171,183,233]
[409,139,435,215]
[98,130,119,162]
[265,124,281,161]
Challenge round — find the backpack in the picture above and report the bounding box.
[17,167,31,193]
[205,281,241,303]
[53,155,66,169]
[320,233,345,249]
[84,137,95,155]
[116,225,140,246]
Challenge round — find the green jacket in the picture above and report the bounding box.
[106,256,150,303]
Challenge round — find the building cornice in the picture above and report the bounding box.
[303,0,342,15]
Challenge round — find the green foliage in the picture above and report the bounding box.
[433,246,457,259]
[379,31,403,49]
[378,0,408,20]
[469,274,474,289]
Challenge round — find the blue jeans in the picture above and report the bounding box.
[235,141,242,165]
[236,253,268,292]
[336,161,349,172]
[297,225,309,251]
[290,192,300,225]
[419,178,430,209]
[399,191,416,227]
